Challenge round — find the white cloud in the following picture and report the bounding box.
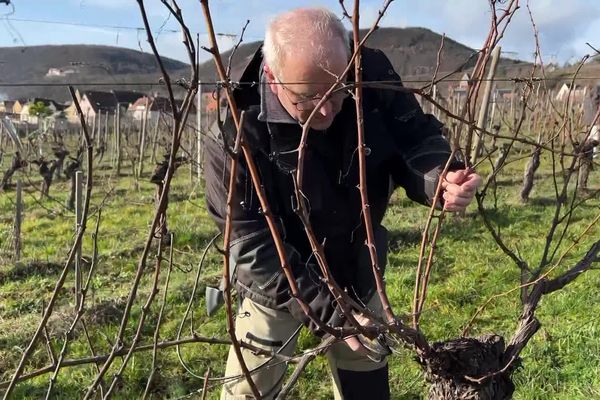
[152,31,237,64]
[71,0,135,10]
[5,0,600,65]
[359,4,409,29]
[525,0,600,62]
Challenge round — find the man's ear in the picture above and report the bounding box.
[263,64,279,94]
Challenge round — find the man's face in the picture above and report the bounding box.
[266,46,349,131]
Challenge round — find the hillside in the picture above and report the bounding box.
[0,45,189,102]
[0,28,534,102]
[197,27,532,85]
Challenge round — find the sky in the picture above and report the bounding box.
[0,0,599,66]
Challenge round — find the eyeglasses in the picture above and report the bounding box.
[276,79,350,111]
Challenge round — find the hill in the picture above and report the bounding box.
[0,28,534,102]
[197,27,532,85]
[0,45,189,102]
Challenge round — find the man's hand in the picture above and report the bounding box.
[344,313,370,353]
[343,313,391,362]
[441,169,482,212]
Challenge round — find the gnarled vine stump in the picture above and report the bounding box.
[424,334,516,400]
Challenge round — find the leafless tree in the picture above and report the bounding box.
[1,1,598,400]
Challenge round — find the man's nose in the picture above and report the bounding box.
[318,100,333,117]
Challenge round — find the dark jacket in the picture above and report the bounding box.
[583,85,600,126]
[204,47,459,335]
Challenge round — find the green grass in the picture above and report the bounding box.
[0,144,599,399]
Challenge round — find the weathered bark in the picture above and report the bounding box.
[425,242,600,399]
[33,160,58,197]
[425,335,516,400]
[64,159,81,210]
[520,146,541,202]
[52,146,69,180]
[1,152,27,191]
[493,144,510,173]
[577,139,597,192]
[154,183,169,245]
[150,156,186,246]
[490,124,501,152]
[95,141,106,164]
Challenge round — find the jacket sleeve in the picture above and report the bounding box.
[203,114,345,337]
[230,227,346,337]
[370,51,462,206]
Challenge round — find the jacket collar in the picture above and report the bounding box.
[232,44,357,126]
[257,63,297,124]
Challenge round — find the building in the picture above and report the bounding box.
[64,90,146,122]
[77,90,118,120]
[128,96,195,122]
[0,100,16,116]
[493,87,514,102]
[555,83,588,103]
[46,68,76,77]
[112,90,145,112]
[202,92,218,113]
[12,99,26,115]
[449,72,471,99]
[583,85,600,125]
[19,98,65,124]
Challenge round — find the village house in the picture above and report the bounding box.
[19,98,66,124]
[66,90,118,123]
[46,67,77,77]
[128,95,195,122]
[202,92,218,113]
[64,93,81,123]
[112,90,145,113]
[0,100,16,116]
[64,90,145,123]
[555,83,588,103]
[128,96,152,121]
[12,99,26,116]
[446,72,515,104]
[452,72,471,96]
[492,87,515,103]
[583,85,600,158]
[440,73,472,113]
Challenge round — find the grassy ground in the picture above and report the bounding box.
[0,146,599,399]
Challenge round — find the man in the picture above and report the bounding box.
[584,85,600,158]
[204,7,481,399]
[592,125,600,158]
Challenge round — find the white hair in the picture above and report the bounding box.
[263,7,350,79]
